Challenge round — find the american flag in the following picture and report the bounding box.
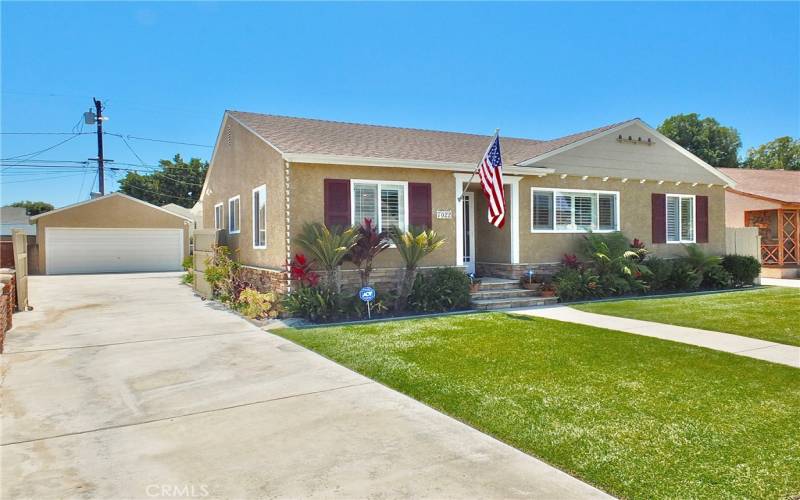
[477,134,506,228]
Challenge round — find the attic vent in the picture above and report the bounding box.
[226,125,232,147]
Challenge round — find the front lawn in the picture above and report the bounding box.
[278,313,800,499]
[573,287,800,346]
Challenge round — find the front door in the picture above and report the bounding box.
[462,192,476,274]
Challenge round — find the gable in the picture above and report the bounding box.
[32,193,188,227]
[523,122,731,185]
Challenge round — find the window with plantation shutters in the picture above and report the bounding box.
[666,194,695,243]
[533,188,618,232]
[350,180,408,232]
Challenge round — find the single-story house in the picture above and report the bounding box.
[720,167,799,278]
[0,206,37,270]
[200,111,735,292]
[31,192,191,275]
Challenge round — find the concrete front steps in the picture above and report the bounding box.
[471,278,559,311]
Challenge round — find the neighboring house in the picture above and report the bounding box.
[200,111,735,292]
[719,168,800,277]
[0,206,36,240]
[190,201,203,232]
[31,192,192,275]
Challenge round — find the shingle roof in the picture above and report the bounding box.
[227,111,634,166]
[718,168,800,204]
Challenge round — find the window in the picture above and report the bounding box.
[531,188,619,232]
[252,185,266,248]
[666,194,695,243]
[214,203,224,230]
[351,180,407,232]
[228,196,240,234]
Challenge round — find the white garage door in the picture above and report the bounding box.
[46,228,183,275]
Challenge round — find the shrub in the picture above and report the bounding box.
[390,227,445,312]
[181,271,194,285]
[204,245,249,304]
[644,256,674,291]
[669,260,702,291]
[722,255,761,287]
[702,265,733,289]
[553,267,600,301]
[295,223,360,292]
[346,218,390,287]
[408,267,471,313]
[283,286,348,323]
[288,253,320,288]
[345,291,396,317]
[236,288,281,319]
[580,232,650,295]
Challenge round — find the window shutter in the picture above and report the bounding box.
[324,179,351,228]
[696,195,709,243]
[408,182,432,229]
[651,193,666,244]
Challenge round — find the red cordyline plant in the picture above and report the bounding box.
[562,253,581,269]
[629,238,649,261]
[346,218,390,287]
[288,253,320,288]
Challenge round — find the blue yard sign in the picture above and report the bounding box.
[359,286,376,319]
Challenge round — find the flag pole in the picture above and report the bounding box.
[458,128,499,202]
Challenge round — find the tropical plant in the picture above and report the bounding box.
[236,288,281,319]
[346,218,390,287]
[644,256,674,292]
[580,232,650,294]
[683,244,722,275]
[408,267,471,313]
[668,260,702,291]
[702,265,733,289]
[288,253,320,288]
[204,245,248,303]
[722,255,761,287]
[295,222,360,292]
[552,267,600,301]
[389,227,445,312]
[282,286,348,323]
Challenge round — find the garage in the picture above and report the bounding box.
[46,228,184,274]
[32,193,191,275]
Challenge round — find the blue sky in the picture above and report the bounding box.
[2,1,798,208]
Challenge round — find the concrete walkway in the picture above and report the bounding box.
[513,305,799,368]
[761,277,800,288]
[1,273,609,499]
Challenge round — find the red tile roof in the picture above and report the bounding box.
[228,111,634,166]
[718,168,800,204]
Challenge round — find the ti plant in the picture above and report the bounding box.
[346,218,390,288]
[389,226,445,312]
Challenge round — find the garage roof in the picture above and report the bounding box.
[31,193,194,222]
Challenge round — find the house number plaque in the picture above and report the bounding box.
[436,210,453,219]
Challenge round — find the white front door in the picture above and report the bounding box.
[462,192,476,274]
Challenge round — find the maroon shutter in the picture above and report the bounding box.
[651,193,666,244]
[696,195,709,243]
[324,179,350,228]
[408,182,432,229]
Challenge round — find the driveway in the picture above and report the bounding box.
[1,273,608,499]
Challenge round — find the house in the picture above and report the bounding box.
[200,111,735,293]
[31,192,192,275]
[0,206,37,270]
[719,168,800,278]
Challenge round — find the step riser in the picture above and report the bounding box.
[477,282,521,291]
[473,298,558,310]
[471,290,540,300]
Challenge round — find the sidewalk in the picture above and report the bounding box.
[512,305,799,368]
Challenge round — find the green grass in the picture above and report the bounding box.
[572,287,800,346]
[278,313,800,499]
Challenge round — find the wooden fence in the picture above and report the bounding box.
[725,227,761,261]
[11,229,28,310]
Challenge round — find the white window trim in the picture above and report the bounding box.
[252,185,267,249]
[530,187,620,233]
[214,203,224,230]
[350,179,410,232]
[666,193,696,244]
[228,195,241,234]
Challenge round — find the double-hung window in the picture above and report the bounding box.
[252,185,266,249]
[214,203,224,230]
[228,195,240,234]
[351,180,408,232]
[531,188,619,232]
[666,194,695,243]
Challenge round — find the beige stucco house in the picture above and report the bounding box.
[201,111,735,291]
[31,193,191,275]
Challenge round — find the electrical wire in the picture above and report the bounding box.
[2,172,88,184]
[105,132,212,148]
[1,133,86,162]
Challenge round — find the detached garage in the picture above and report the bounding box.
[32,193,191,275]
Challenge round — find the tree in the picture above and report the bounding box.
[658,113,741,167]
[117,154,208,208]
[742,136,800,171]
[9,200,54,215]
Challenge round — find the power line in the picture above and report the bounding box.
[105,132,212,148]
[2,172,88,184]
[1,133,86,161]
[1,132,94,136]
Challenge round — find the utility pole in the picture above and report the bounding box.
[93,98,105,195]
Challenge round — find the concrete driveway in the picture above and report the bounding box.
[1,273,608,499]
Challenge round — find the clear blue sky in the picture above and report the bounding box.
[2,1,798,208]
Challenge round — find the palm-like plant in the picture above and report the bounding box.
[346,218,390,287]
[389,226,445,311]
[295,222,359,292]
[683,243,722,274]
